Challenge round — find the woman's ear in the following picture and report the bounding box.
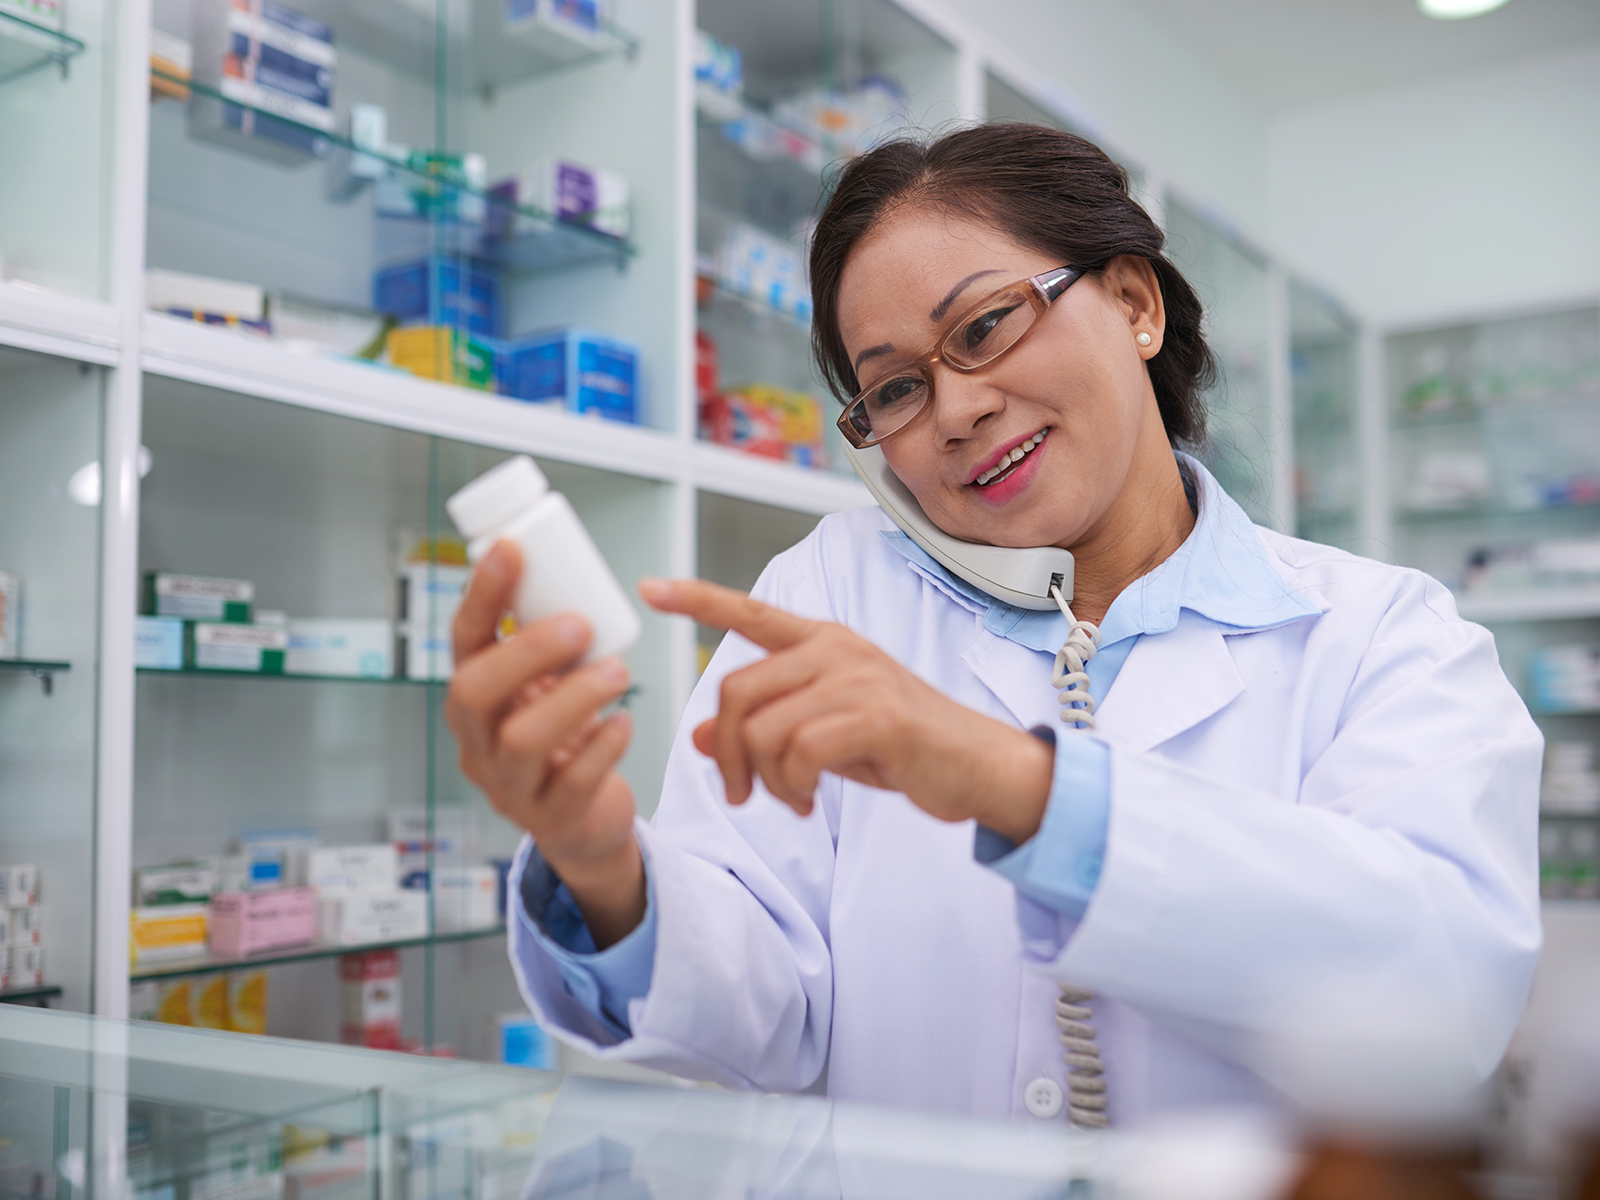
[1105,255,1166,360]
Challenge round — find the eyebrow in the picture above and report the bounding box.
[930,270,1006,322]
[852,341,897,375]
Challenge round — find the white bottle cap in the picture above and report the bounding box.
[446,455,550,540]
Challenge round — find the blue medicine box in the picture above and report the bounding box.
[373,256,501,337]
[134,616,185,670]
[495,328,639,423]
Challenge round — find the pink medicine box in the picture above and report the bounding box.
[210,887,316,957]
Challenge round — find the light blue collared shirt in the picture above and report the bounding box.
[516,456,1323,1034]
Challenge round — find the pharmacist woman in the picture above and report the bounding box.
[447,125,1542,1126]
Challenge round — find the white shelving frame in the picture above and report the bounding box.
[0,0,1381,1028]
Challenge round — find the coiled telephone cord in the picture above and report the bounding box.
[1049,585,1108,1127]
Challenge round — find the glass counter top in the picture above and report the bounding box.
[0,1006,1090,1200]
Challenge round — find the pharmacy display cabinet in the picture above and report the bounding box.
[1384,303,1600,900]
[1,0,1392,1062]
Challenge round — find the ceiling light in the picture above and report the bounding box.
[1418,0,1511,18]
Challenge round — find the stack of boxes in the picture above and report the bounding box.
[190,0,337,165]
[137,571,393,679]
[373,255,640,424]
[0,864,42,992]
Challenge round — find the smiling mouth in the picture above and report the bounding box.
[974,429,1048,487]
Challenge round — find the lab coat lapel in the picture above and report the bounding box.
[960,629,1061,731]
[1096,616,1244,753]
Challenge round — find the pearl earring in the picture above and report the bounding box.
[1136,332,1152,347]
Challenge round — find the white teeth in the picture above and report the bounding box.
[976,431,1047,486]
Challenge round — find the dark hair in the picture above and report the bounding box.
[809,123,1215,448]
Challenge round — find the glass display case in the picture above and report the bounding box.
[144,0,673,429]
[127,376,674,1054]
[0,0,110,300]
[1386,303,1600,902]
[0,346,104,1013]
[1289,279,1359,551]
[0,1005,1097,1200]
[1164,198,1281,531]
[693,0,959,479]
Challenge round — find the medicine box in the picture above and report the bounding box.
[0,864,37,908]
[304,844,398,893]
[386,326,495,391]
[230,970,269,1034]
[134,862,217,906]
[8,944,43,990]
[189,622,288,673]
[373,257,500,337]
[434,866,500,932]
[129,904,209,962]
[286,618,393,678]
[494,1012,557,1069]
[210,888,316,957]
[144,270,266,323]
[190,0,336,164]
[495,329,638,423]
[135,616,186,670]
[319,889,428,946]
[144,573,254,622]
[516,158,629,241]
[235,829,318,887]
[396,564,470,680]
[2,906,40,946]
[339,949,401,1048]
[0,571,18,659]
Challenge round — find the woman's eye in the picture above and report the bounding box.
[963,305,1020,352]
[869,376,927,413]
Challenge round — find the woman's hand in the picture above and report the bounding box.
[640,578,1054,843]
[446,541,645,948]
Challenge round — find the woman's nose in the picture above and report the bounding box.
[929,363,1005,444]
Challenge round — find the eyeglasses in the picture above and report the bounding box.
[837,265,1086,448]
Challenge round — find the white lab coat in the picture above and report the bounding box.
[508,474,1543,1124]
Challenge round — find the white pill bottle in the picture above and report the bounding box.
[446,455,641,662]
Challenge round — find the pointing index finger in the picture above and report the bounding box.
[639,578,815,652]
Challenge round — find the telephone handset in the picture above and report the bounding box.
[843,440,1110,1127]
[842,444,1076,609]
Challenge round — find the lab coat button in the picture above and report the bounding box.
[1024,1077,1064,1119]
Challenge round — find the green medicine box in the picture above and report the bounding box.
[187,622,287,674]
[144,573,255,623]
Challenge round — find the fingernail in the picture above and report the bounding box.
[482,541,513,576]
[595,657,628,687]
[554,614,588,646]
[638,578,670,603]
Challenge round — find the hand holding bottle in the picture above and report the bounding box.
[446,541,645,949]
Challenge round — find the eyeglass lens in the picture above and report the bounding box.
[851,286,1040,443]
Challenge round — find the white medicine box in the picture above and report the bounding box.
[0,864,38,908]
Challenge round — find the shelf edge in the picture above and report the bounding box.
[0,280,121,365]
[140,314,686,482]
[690,442,873,516]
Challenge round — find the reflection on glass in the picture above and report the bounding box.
[0,347,103,1012]
[694,0,958,476]
[1289,279,1359,551]
[1165,198,1277,529]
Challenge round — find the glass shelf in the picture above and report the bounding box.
[0,8,84,87]
[1394,497,1600,525]
[153,70,637,274]
[697,275,810,333]
[130,923,507,983]
[284,0,639,94]
[0,656,71,694]
[138,665,436,687]
[0,984,62,1006]
[1393,395,1600,431]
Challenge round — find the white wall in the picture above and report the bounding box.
[1267,44,1600,329]
[941,0,1272,241]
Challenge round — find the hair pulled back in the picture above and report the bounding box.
[809,123,1214,448]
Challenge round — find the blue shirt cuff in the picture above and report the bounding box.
[516,844,657,1039]
[974,726,1111,920]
